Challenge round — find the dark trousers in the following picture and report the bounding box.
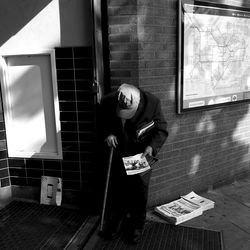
[107,151,152,229]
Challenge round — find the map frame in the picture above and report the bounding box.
[177,0,250,113]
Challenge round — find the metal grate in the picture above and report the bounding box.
[93,221,223,250]
[0,200,88,250]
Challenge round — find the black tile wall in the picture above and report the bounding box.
[9,168,26,178]
[1,177,10,187]
[62,161,80,172]
[61,122,78,132]
[27,178,41,187]
[63,180,81,190]
[58,91,76,102]
[0,168,9,178]
[11,177,27,186]
[58,80,76,91]
[61,131,79,142]
[43,161,61,171]
[55,59,74,69]
[0,99,8,187]
[0,122,5,130]
[0,150,8,159]
[76,80,93,91]
[0,159,8,169]
[25,159,43,169]
[2,46,97,204]
[62,141,79,152]
[57,70,75,80]
[55,47,73,58]
[26,168,43,178]
[9,159,25,168]
[44,170,62,178]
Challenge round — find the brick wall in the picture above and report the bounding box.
[2,47,98,207]
[107,0,250,207]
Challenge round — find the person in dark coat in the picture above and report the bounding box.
[100,83,168,244]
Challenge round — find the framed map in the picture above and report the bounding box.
[177,0,250,113]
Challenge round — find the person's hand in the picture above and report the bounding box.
[105,135,118,148]
[142,146,153,158]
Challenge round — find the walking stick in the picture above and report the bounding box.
[100,146,114,232]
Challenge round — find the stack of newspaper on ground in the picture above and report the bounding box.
[154,191,215,225]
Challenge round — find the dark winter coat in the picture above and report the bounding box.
[100,89,168,157]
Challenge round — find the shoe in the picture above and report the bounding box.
[126,228,143,244]
[101,215,124,240]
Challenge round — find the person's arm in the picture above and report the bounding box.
[146,100,168,156]
[99,94,119,148]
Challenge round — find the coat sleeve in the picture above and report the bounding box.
[98,93,119,141]
[148,99,168,156]
[99,95,113,141]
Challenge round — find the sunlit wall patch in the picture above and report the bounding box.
[189,154,201,176]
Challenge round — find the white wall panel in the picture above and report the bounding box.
[0,50,62,159]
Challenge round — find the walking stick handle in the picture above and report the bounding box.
[100,146,114,232]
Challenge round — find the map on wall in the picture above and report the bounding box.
[178,1,250,112]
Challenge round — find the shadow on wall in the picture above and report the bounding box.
[157,105,250,198]
[0,0,93,49]
[150,87,250,200]
[58,0,93,46]
[0,0,52,47]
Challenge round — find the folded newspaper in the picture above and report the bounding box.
[122,153,150,175]
[136,121,155,140]
[154,191,214,225]
[181,191,215,211]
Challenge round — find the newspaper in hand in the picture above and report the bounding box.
[122,153,150,175]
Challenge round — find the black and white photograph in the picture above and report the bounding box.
[122,153,151,175]
[0,0,248,249]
